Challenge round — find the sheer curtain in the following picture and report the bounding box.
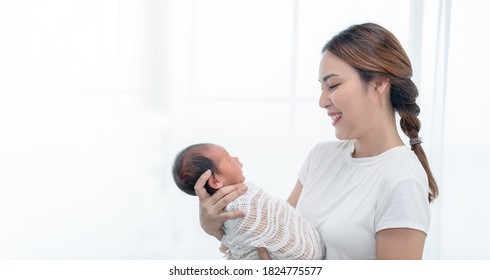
[430,0,490,259]
[0,0,489,259]
[0,0,172,259]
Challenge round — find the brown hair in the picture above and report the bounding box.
[172,143,219,196]
[322,23,438,202]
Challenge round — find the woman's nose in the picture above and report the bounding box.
[319,90,331,108]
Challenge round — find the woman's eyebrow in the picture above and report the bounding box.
[320,73,339,82]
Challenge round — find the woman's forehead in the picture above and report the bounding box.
[319,51,356,79]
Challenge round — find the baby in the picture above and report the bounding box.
[172,143,326,260]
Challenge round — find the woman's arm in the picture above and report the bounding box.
[194,170,247,240]
[376,228,426,259]
[287,179,303,208]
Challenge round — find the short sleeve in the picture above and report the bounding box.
[375,177,430,234]
[298,143,322,185]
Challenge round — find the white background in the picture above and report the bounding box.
[0,0,489,259]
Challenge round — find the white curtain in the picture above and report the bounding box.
[0,0,489,259]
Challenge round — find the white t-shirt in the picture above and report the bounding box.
[296,140,430,260]
[221,181,326,260]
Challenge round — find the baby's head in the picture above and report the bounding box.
[172,143,245,196]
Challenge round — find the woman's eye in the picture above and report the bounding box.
[329,84,339,90]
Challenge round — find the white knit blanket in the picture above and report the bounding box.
[220,182,326,260]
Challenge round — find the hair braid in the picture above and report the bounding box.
[393,79,439,202]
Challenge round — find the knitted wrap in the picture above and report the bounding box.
[220,182,326,260]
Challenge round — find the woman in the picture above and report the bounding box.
[193,23,438,260]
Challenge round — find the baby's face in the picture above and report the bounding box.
[205,145,245,186]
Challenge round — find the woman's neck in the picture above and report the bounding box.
[352,138,403,158]
[352,118,404,158]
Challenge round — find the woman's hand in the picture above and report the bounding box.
[194,170,247,240]
[257,247,271,260]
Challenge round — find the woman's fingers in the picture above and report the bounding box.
[211,183,247,209]
[194,171,247,239]
[194,170,212,201]
[257,247,271,260]
[218,209,246,221]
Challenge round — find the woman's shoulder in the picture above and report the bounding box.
[381,146,429,190]
[387,146,426,175]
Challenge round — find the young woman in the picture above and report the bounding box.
[193,23,439,260]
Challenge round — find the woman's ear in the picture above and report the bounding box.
[372,77,390,96]
[207,174,224,190]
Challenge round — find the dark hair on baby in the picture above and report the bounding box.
[172,143,218,196]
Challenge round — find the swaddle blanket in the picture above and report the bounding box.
[220,182,326,260]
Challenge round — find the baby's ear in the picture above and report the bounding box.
[208,175,223,189]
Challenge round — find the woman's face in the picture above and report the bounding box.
[318,51,381,140]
